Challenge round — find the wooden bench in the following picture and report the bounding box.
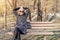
[6,22,60,35]
[26,22,60,35]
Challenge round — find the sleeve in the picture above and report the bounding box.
[24,9,28,17]
[28,9,31,21]
[24,8,31,21]
[13,7,20,16]
[26,8,31,21]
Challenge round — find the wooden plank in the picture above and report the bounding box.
[10,26,60,32]
[26,32,60,35]
[8,22,60,27]
[30,22,53,24]
[27,29,60,32]
[6,31,60,36]
[7,23,60,27]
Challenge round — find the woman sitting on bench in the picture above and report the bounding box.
[13,6,31,40]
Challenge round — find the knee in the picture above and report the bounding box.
[14,28,18,33]
[14,27,20,33]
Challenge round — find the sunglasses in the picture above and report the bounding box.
[19,11,24,13]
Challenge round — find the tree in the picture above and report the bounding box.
[37,0,42,21]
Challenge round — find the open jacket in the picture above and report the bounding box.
[13,7,31,34]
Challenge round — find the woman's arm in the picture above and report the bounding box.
[24,8,31,21]
[13,7,20,16]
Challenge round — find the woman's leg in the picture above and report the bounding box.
[17,29,21,40]
[13,27,23,40]
[17,32,21,40]
[13,28,19,40]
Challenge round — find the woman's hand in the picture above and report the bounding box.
[17,7,25,15]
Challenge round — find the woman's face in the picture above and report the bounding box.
[17,7,24,15]
[17,10,24,15]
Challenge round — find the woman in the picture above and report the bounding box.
[13,6,30,40]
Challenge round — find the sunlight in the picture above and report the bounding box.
[0,0,4,2]
[0,0,5,12]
